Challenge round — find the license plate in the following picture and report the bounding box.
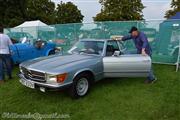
[20,79,35,89]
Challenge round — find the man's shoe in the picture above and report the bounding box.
[151,78,157,83]
[144,79,151,84]
[8,76,13,80]
[144,78,157,84]
[0,80,5,84]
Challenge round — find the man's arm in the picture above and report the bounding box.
[122,35,132,41]
[7,36,13,46]
[141,33,148,55]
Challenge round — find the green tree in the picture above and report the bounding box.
[55,1,84,24]
[26,0,56,24]
[94,0,145,21]
[0,0,27,27]
[0,0,56,27]
[165,0,180,19]
[0,0,84,27]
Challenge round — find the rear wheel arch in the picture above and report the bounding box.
[48,49,55,56]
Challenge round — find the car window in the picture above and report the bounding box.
[117,41,125,50]
[69,41,104,55]
[97,41,104,51]
[107,41,120,51]
[106,41,120,56]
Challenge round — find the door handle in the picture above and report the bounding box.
[142,60,150,62]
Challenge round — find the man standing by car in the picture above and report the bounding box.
[121,26,156,84]
[0,26,13,84]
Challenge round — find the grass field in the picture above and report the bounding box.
[0,64,179,120]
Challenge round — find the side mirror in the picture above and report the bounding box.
[113,51,120,57]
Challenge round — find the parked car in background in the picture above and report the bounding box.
[7,32,34,43]
[19,39,151,98]
[10,39,57,64]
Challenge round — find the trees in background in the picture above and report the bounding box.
[165,0,180,19]
[26,0,56,24]
[55,1,84,24]
[0,0,84,28]
[94,0,145,21]
[0,0,27,27]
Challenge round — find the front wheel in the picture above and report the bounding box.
[68,74,90,99]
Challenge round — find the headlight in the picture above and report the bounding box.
[48,76,57,82]
[47,73,67,83]
[19,66,23,73]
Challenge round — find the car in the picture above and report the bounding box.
[10,40,57,64]
[7,32,34,43]
[19,39,151,98]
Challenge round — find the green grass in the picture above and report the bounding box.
[0,64,180,120]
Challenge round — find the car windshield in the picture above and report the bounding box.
[68,41,104,55]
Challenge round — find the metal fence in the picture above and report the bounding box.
[4,20,180,71]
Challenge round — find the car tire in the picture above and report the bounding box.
[68,73,91,99]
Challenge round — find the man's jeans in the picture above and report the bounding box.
[0,54,12,80]
[147,67,155,81]
[147,54,155,81]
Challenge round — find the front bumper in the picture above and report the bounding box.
[19,74,72,91]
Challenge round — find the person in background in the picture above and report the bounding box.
[0,26,13,84]
[121,26,157,84]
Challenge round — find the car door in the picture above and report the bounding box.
[103,40,151,77]
[18,43,37,62]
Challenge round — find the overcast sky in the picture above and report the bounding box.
[52,0,171,23]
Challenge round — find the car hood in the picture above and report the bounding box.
[20,54,100,73]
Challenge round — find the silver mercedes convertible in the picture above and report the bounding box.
[19,39,151,98]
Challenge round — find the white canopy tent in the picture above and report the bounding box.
[12,20,55,39]
[15,20,55,31]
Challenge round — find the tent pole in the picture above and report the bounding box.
[176,39,180,72]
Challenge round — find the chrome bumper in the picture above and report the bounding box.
[19,74,72,90]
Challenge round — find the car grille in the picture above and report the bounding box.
[21,67,46,82]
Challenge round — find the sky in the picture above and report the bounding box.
[52,0,172,23]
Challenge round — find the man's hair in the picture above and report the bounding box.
[129,26,138,33]
[0,26,3,33]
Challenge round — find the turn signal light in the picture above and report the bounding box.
[56,73,67,83]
